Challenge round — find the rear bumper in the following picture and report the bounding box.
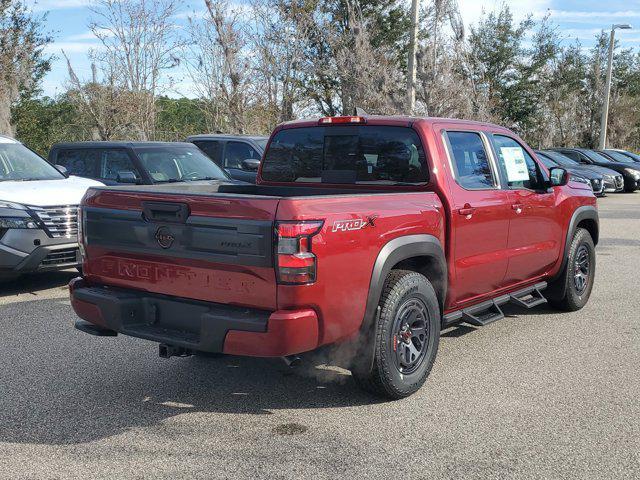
[69,278,319,357]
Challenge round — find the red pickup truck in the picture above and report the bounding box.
[70,116,598,399]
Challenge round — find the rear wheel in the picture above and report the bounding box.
[352,270,440,399]
[549,228,596,311]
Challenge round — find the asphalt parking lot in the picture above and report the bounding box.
[0,194,639,480]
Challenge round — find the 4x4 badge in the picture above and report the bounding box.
[155,226,175,249]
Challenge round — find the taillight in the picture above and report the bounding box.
[276,220,324,284]
[318,116,366,125]
[77,206,86,261]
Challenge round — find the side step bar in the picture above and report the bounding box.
[462,302,504,327]
[509,286,547,309]
[443,282,547,328]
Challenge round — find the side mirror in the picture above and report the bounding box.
[549,167,569,187]
[241,158,260,171]
[116,171,138,184]
[55,165,68,177]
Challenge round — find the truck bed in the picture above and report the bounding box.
[94,182,421,198]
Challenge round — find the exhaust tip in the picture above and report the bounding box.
[281,355,302,367]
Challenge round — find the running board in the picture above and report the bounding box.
[443,282,547,328]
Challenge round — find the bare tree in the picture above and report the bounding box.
[249,0,309,124]
[0,0,51,135]
[291,0,404,116]
[415,0,467,116]
[185,0,253,133]
[87,0,182,139]
[63,51,141,140]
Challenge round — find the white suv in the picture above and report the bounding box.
[0,135,102,279]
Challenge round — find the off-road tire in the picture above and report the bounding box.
[352,270,440,400]
[548,228,596,312]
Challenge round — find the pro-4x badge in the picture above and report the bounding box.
[332,216,378,232]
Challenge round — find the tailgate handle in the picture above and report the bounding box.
[142,202,190,223]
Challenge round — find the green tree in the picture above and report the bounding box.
[155,97,208,140]
[468,7,533,125]
[11,97,81,156]
[1,0,52,135]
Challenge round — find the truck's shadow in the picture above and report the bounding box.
[0,299,382,446]
[0,270,75,298]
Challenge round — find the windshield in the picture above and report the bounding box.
[254,139,268,150]
[0,143,64,182]
[136,145,230,183]
[583,150,613,163]
[261,126,429,185]
[616,150,640,162]
[542,150,579,167]
[535,152,558,169]
[603,150,635,163]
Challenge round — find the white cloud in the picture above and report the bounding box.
[173,2,253,21]
[28,0,96,13]
[44,41,102,54]
[539,9,640,21]
[458,0,553,28]
[65,28,112,41]
[173,9,208,20]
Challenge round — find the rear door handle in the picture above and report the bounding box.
[512,203,523,214]
[458,204,476,216]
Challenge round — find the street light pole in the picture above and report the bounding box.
[599,24,632,149]
[407,0,420,115]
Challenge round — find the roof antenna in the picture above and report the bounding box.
[353,107,368,116]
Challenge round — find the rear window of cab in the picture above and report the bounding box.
[261,126,429,185]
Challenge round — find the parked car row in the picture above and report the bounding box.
[534,148,640,195]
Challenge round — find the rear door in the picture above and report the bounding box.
[441,129,512,307]
[82,188,280,310]
[490,134,563,284]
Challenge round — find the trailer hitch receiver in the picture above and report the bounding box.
[159,344,194,358]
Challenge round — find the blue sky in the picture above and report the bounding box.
[27,0,640,98]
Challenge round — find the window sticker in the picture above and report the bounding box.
[501,147,529,182]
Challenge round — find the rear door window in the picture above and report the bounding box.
[193,140,222,164]
[444,131,497,189]
[101,149,141,181]
[55,149,100,178]
[224,142,260,169]
[261,126,428,184]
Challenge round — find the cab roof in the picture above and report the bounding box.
[51,141,196,149]
[187,134,268,141]
[0,134,19,144]
[276,115,512,133]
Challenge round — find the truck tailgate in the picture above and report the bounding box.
[81,188,279,310]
